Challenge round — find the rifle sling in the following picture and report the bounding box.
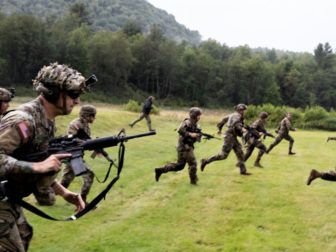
[9,142,126,221]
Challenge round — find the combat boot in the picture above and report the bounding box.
[288,151,296,155]
[240,171,252,176]
[155,168,162,182]
[190,177,198,185]
[200,159,207,172]
[254,161,263,168]
[307,169,321,185]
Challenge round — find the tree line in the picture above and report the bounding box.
[0,9,336,109]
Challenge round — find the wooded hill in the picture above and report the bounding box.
[0,0,200,45]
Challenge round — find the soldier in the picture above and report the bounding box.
[129,96,155,131]
[0,63,86,251]
[60,105,96,205]
[307,169,336,185]
[243,112,274,168]
[200,104,251,175]
[154,107,202,185]
[0,87,15,116]
[266,112,296,155]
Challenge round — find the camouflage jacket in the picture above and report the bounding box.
[177,118,200,151]
[278,117,295,135]
[217,112,244,137]
[0,97,56,198]
[68,118,91,137]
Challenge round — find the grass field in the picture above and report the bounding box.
[18,103,336,252]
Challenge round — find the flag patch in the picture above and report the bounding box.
[17,121,31,141]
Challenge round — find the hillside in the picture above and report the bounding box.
[0,0,201,44]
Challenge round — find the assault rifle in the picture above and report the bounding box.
[197,130,221,141]
[21,131,156,176]
[242,125,274,144]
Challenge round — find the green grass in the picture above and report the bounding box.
[19,104,336,252]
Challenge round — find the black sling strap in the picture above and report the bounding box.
[6,142,125,221]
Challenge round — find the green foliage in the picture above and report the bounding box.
[0,0,201,45]
[124,99,141,112]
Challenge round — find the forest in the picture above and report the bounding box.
[0,4,336,109]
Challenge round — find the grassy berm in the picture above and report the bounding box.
[22,104,336,252]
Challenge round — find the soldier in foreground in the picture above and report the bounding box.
[154,107,202,185]
[307,169,336,185]
[61,105,97,205]
[266,112,296,155]
[129,96,155,131]
[244,112,273,168]
[0,87,14,116]
[200,104,251,175]
[0,63,86,251]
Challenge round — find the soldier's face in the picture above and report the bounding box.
[0,101,9,114]
[55,91,80,115]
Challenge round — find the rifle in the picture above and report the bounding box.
[327,137,336,142]
[75,128,115,164]
[199,131,221,140]
[21,131,156,176]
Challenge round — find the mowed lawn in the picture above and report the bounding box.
[21,104,336,252]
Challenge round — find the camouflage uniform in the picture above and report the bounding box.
[201,104,249,175]
[266,114,295,154]
[0,63,88,251]
[0,98,56,251]
[154,108,201,184]
[243,112,270,167]
[61,105,96,203]
[129,96,155,131]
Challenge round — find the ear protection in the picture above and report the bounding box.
[42,85,62,103]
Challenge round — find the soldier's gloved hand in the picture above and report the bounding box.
[32,153,72,173]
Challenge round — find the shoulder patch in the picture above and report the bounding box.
[16,121,31,141]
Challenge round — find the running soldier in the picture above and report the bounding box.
[243,112,274,168]
[0,87,15,116]
[266,112,296,155]
[200,104,251,175]
[129,96,155,131]
[61,105,96,205]
[154,107,202,185]
[307,169,336,185]
[0,63,86,251]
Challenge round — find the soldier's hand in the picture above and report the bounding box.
[63,191,85,212]
[189,132,199,138]
[32,153,72,173]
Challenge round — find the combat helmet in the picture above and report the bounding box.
[80,105,97,119]
[0,87,15,102]
[189,107,202,119]
[32,62,93,102]
[259,111,268,119]
[234,103,247,111]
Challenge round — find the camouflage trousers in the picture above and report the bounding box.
[203,133,247,174]
[33,174,57,206]
[60,163,94,202]
[320,170,336,181]
[156,148,198,183]
[267,133,294,153]
[130,113,153,131]
[0,201,32,252]
[244,139,267,163]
